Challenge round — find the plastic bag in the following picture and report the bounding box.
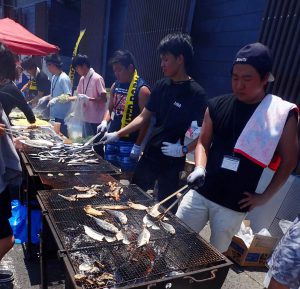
[9,200,41,244]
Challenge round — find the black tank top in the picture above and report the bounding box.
[198,94,264,212]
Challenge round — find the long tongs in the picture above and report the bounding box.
[66,140,105,153]
[67,131,105,153]
[147,184,190,220]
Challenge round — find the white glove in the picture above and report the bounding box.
[37,95,50,106]
[100,131,119,144]
[97,120,108,133]
[78,94,89,101]
[47,97,58,107]
[161,140,183,157]
[187,166,206,187]
[130,144,142,160]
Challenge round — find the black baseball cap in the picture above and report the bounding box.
[233,42,274,82]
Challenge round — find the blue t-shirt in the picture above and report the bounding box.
[50,72,72,119]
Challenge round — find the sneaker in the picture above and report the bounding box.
[0,269,14,283]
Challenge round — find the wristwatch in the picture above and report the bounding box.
[182,145,188,155]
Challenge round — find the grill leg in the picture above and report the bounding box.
[40,213,48,289]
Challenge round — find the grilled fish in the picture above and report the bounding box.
[84,225,105,242]
[73,186,90,192]
[58,194,76,201]
[84,159,99,164]
[84,225,116,242]
[143,215,160,230]
[97,273,114,281]
[160,221,175,234]
[58,191,97,202]
[106,209,127,225]
[94,204,130,210]
[137,227,151,247]
[84,205,104,216]
[87,214,119,234]
[127,202,148,211]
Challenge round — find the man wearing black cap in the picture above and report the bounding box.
[176,42,299,253]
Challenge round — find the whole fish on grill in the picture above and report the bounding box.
[58,190,97,202]
[87,214,119,234]
[97,272,114,281]
[84,225,116,242]
[160,221,175,234]
[73,186,90,192]
[94,204,130,210]
[84,159,99,164]
[84,205,104,216]
[106,209,127,225]
[58,194,77,201]
[127,202,148,211]
[143,215,160,230]
[137,227,151,247]
[90,184,103,190]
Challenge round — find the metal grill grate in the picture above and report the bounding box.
[67,233,226,289]
[38,173,118,189]
[24,151,120,174]
[38,185,151,212]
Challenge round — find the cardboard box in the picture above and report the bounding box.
[227,223,278,267]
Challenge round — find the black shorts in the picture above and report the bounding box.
[0,187,13,239]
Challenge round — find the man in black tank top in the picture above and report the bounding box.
[176,43,298,253]
[101,33,207,209]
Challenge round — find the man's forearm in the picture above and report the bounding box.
[194,142,208,168]
[134,120,150,146]
[118,114,145,138]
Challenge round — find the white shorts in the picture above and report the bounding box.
[176,189,247,252]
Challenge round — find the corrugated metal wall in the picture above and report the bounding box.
[122,0,195,86]
[80,0,107,77]
[259,0,300,106]
[190,0,267,98]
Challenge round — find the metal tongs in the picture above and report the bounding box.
[66,140,105,153]
[66,131,105,153]
[147,184,191,221]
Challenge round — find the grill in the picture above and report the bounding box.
[23,148,120,174]
[38,173,118,189]
[37,180,232,289]
[66,234,225,289]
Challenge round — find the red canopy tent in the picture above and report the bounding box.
[0,18,59,55]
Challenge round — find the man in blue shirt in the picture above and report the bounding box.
[42,54,72,136]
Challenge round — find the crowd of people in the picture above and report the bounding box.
[0,32,299,288]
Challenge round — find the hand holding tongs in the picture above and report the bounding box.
[147,184,191,221]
